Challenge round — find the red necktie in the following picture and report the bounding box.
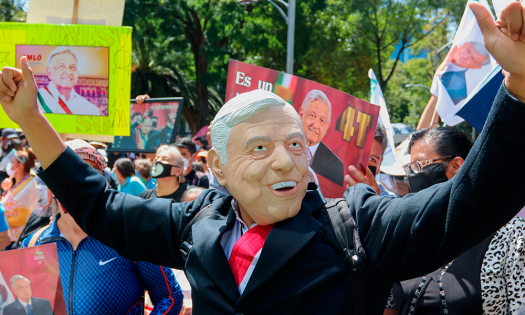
[228,224,273,287]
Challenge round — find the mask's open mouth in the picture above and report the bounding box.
[271,181,297,192]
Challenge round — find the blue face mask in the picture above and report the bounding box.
[135,170,141,178]
[195,145,200,151]
[111,169,118,181]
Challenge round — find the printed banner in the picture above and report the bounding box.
[27,0,126,26]
[110,98,184,153]
[226,60,380,198]
[0,244,67,315]
[431,0,496,126]
[0,23,132,136]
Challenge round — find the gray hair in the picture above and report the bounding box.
[10,275,30,289]
[210,89,299,165]
[181,186,207,203]
[301,90,332,122]
[467,42,491,66]
[47,46,78,68]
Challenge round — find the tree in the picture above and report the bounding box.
[0,0,25,22]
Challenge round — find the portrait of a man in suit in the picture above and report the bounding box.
[298,89,344,186]
[438,41,491,105]
[3,276,54,315]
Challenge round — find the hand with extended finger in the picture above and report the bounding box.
[0,56,40,125]
[344,165,381,195]
[470,1,525,102]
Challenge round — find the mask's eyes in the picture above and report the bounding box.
[289,142,300,148]
[253,145,267,152]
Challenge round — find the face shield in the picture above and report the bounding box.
[0,149,24,172]
[377,173,410,197]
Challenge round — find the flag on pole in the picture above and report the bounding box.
[369,69,396,166]
[430,0,496,126]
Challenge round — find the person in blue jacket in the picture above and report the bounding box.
[22,140,182,315]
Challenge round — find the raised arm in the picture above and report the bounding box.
[348,2,525,281]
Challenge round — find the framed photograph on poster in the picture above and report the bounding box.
[109,98,184,153]
[0,244,67,315]
[0,23,132,136]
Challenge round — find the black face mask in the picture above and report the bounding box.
[131,121,140,130]
[368,166,377,176]
[152,162,176,179]
[152,121,158,128]
[407,163,449,193]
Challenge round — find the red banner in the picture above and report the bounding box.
[0,244,67,315]
[226,60,380,198]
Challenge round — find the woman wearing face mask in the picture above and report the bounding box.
[2,149,37,249]
[385,127,525,315]
[139,146,187,202]
[112,158,146,196]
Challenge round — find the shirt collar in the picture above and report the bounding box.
[308,142,321,156]
[18,298,31,307]
[231,199,257,233]
[47,82,80,100]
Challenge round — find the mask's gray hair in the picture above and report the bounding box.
[210,89,299,165]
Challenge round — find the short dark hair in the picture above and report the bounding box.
[408,126,472,160]
[175,137,197,155]
[131,112,142,119]
[115,158,136,178]
[374,124,388,155]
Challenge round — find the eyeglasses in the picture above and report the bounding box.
[403,156,453,175]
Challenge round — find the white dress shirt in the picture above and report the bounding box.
[18,299,32,314]
[308,142,320,157]
[37,82,101,116]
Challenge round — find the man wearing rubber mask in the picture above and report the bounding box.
[2,3,525,312]
[139,146,188,202]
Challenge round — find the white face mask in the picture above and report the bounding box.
[6,161,16,177]
[181,157,189,173]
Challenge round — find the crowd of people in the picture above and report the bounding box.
[0,1,524,314]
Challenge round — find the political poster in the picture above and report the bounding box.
[110,98,184,153]
[0,244,67,315]
[0,23,132,136]
[431,0,497,126]
[225,60,380,198]
[16,45,109,116]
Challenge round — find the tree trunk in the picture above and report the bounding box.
[195,52,210,131]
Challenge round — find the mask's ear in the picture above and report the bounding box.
[207,149,227,186]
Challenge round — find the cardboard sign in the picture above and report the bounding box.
[226,60,380,198]
[110,98,184,153]
[0,23,132,136]
[27,0,126,26]
[0,244,66,315]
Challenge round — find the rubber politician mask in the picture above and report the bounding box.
[208,90,309,226]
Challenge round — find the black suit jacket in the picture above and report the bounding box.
[39,84,525,314]
[3,298,54,315]
[309,141,345,186]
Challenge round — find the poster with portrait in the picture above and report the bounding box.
[0,23,132,136]
[225,60,380,198]
[0,244,67,315]
[110,98,184,153]
[431,0,497,126]
[16,45,109,116]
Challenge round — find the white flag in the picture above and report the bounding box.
[369,69,396,167]
[431,0,496,126]
[0,270,14,315]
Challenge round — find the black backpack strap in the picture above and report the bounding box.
[325,198,366,314]
[180,204,214,262]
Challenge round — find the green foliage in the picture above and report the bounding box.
[0,0,25,22]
